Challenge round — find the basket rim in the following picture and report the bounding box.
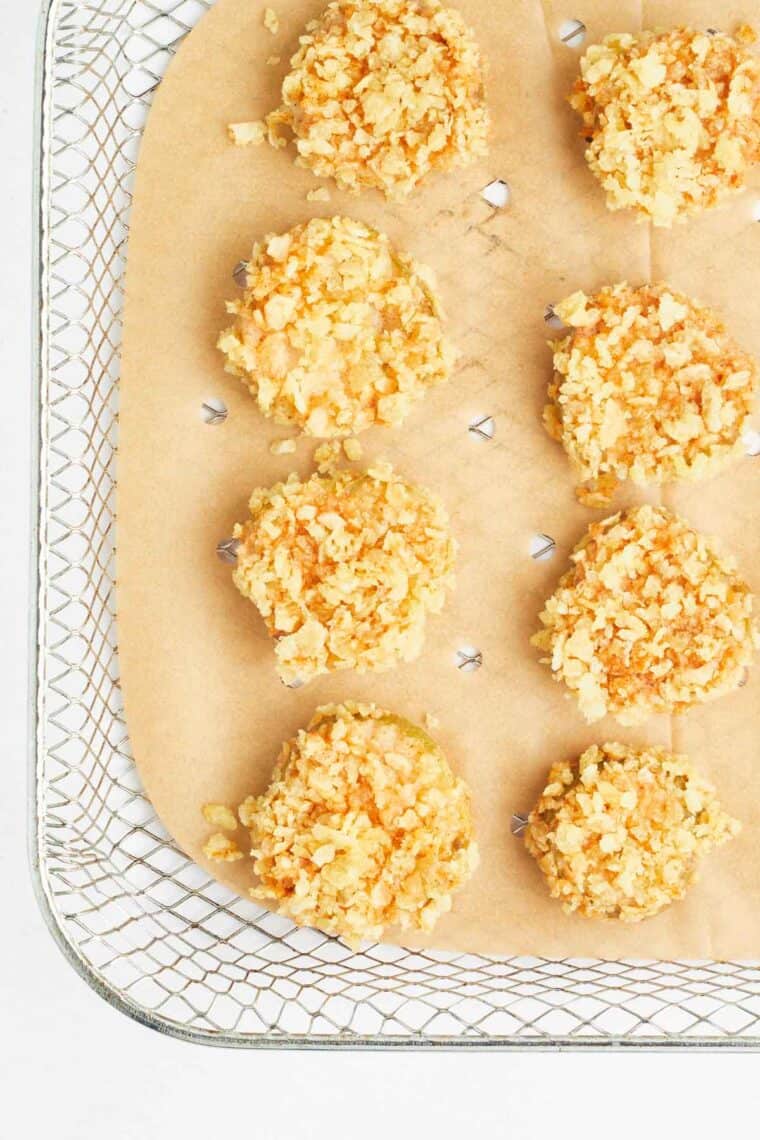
[27,0,760,1052]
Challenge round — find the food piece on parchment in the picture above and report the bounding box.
[532,504,759,725]
[570,27,760,226]
[236,0,489,199]
[218,216,455,437]
[201,832,244,862]
[235,701,478,946]
[544,283,758,507]
[525,742,740,922]
[230,463,456,685]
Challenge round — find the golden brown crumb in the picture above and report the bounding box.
[263,7,279,34]
[570,27,760,225]
[545,284,758,504]
[202,803,238,831]
[314,440,342,472]
[238,701,478,944]
[262,0,490,199]
[532,504,759,725]
[306,187,331,203]
[342,437,362,461]
[737,24,758,46]
[269,438,297,455]
[232,464,456,684]
[218,216,455,437]
[228,120,267,146]
[266,55,281,66]
[525,743,740,921]
[202,832,245,862]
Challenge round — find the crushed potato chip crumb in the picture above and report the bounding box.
[342,437,362,461]
[532,504,759,725]
[306,187,331,202]
[545,283,758,504]
[570,27,760,225]
[314,440,342,472]
[263,7,279,34]
[202,832,245,862]
[269,438,297,455]
[237,701,478,944]
[424,712,440,731]
[218,216,454,437]
[262,0,490,199]
[228,120,267,147]
[525,742,740,921]
[232,465,455,684]
[266,55,281,65]
[202,803,238,831]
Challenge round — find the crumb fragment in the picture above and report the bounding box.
[737,24,757,46]
[314,440,342,472]
[574,473,620,509]
[232,465,456,684]
[570,27,760,224]
[202,833,245,862]
[424,712,440,731]
[237,701,478,944]
[532,504,759,725]
[269,438,297,455]
[546,283,758,503]
[263,6,279,34]
[342,437,362,461]
[202,803,238,831]
[261,0,490,199]
[266,55,281,66]
[306,187,331,203]
[525,743,740,921]
[227,120,267,147]
[218,216,454,438]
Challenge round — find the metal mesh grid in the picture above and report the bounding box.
[32,0,760,1047]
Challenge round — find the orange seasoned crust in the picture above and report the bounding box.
[238,702,479,945]
[570,27,760,225]
[532,505,759,725]
[261,0,490,199]
[525,743,740,921]
[218,216,454,437]
[232,463,456,685]
[545,284,758,505]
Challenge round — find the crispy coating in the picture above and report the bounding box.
[232,463,456,684]
[262,0,489,199]
[532,505,759,725]
[525,743,740,921]
[570,27,760,225]
[238,701,479,945]
[218,216,454,437]
[545,284,758,505]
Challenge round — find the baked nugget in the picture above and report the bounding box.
[525,743,739,921]
[532,505,758,725]
[545,284,758,507]
[251,0,489,199]
[218,216,454,436]
[231,463,456,684]
[570,27,760,225]
[237,702,479,945]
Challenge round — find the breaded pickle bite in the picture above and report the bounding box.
[525,743,739,921]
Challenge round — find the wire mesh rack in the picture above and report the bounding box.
[30,0,760,1048]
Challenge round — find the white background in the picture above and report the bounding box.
[2,2,760,1135]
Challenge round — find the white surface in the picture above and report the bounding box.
[2,2,760,1135]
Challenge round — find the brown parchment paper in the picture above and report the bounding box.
[119,0,760,958]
